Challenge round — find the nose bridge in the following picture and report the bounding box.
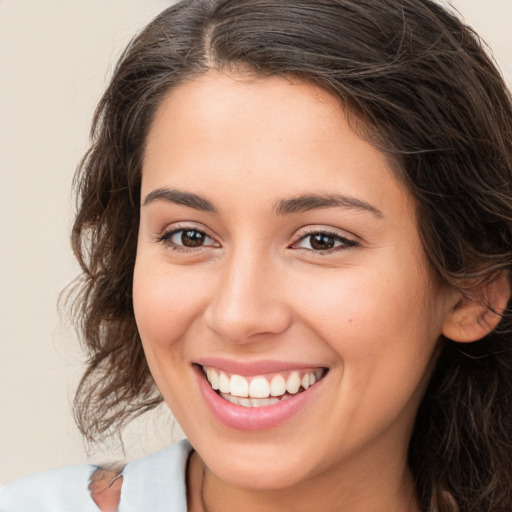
[205,243,291,342]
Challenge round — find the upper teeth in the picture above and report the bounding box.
[204,367,324,399]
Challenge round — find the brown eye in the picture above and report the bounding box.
[294,231,356,252]
[164,228,218,249]
[309,233,336,250]
[179,229,206,247]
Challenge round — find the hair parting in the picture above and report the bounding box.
[69,1,512,509]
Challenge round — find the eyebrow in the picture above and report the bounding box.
[274,193,384,218]
[142,187,383,218]
[142,188,218,213]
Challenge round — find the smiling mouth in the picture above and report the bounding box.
[201,365,327,408]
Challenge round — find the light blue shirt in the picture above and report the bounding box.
[0,440,192,512]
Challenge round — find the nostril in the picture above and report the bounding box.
[203,264,293,342]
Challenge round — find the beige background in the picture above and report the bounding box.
[1,0,511,485]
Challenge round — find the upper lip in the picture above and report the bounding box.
[194,357,328,376]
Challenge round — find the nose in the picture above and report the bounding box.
[204,249,292,344]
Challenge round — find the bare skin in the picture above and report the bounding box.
[186,449,419,512]
[90,449,420,511]
[135,70,443,512]
[131,70,509,511]
[89,469,123,512]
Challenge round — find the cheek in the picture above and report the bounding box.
[295,262,433,338]
[133,258,207,349]
[132,258,208,410]
[294,261,441,385]
[292,265,441,441]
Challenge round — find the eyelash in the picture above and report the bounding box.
[290,230,358,254]
[156,225,218,253]
[156,226,358,254]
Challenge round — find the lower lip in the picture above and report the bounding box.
[193,365,325,431]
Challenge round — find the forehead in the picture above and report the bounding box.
[142,70,413,221]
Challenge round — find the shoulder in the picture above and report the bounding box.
[0,440,193,512]
[0,464,99,512]
[117,439,192,511]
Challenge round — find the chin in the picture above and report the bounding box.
[207,455,313,491]
[191,431,324,491]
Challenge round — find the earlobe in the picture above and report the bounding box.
[442,271,510,343]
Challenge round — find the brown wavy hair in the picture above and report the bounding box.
[70,0,512,510]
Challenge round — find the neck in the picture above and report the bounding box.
[187,446,420,512]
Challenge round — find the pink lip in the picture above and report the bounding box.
[192,364,326,431]
[195,357,324,376]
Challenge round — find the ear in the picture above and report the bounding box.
[442,271,510,343]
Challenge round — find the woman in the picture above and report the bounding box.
[2,0,512,510]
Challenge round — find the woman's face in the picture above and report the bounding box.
[134,71,454,491]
